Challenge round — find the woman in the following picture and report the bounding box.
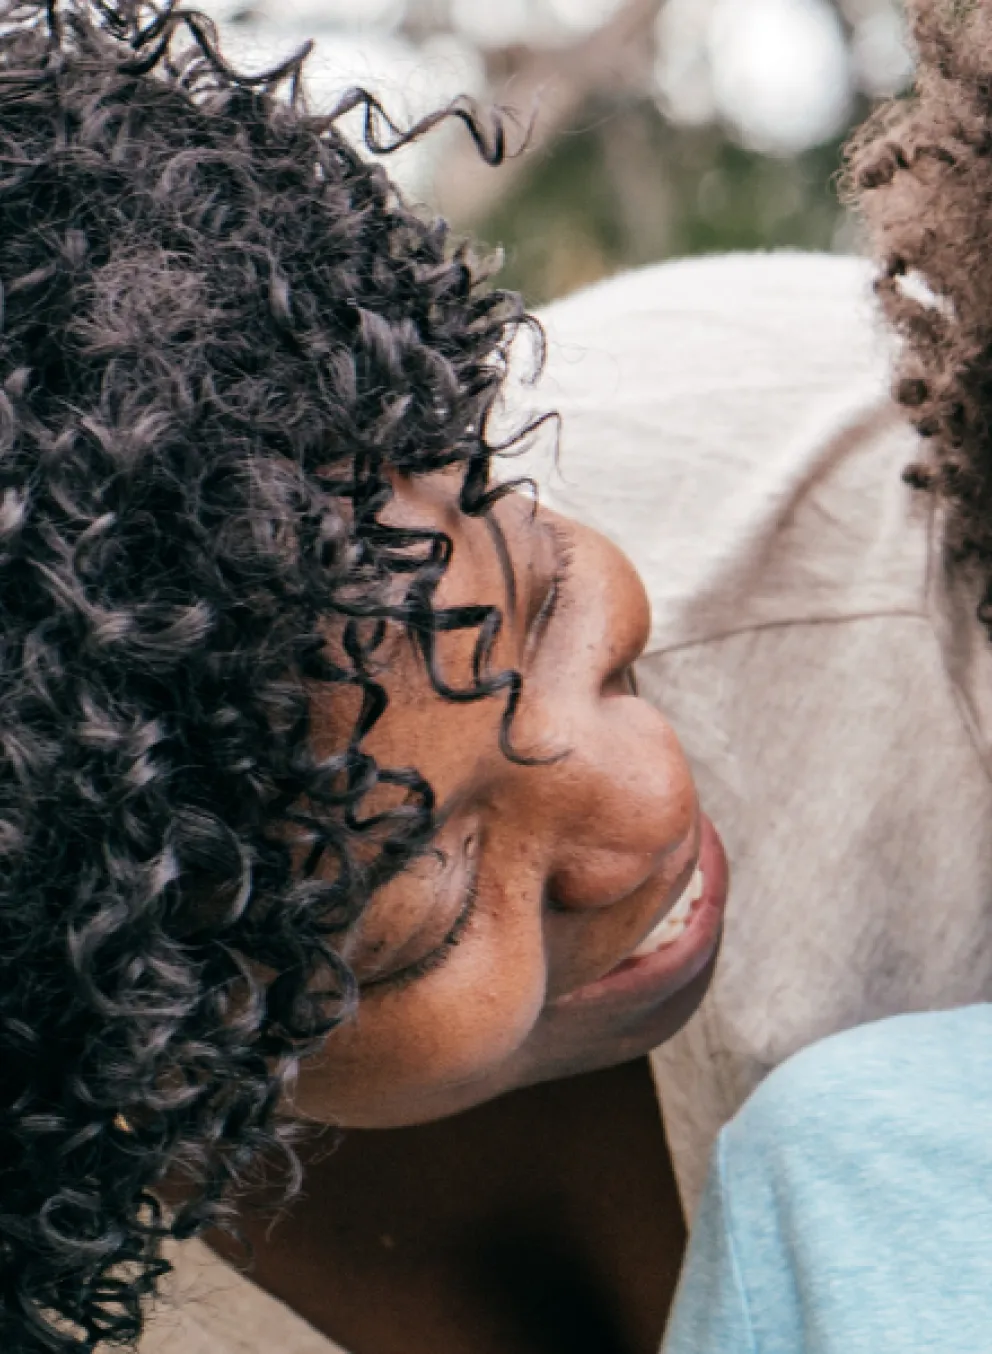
[662,1004,992,1354]
[0,3,727,1350]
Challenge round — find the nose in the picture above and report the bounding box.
[522,513,697,912]
[588,533,651,698]
[543,695,697,912]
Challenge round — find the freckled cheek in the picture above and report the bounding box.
[294,905,547,1121]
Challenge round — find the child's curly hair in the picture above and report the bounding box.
[844,0,992,623]
[0,1,541,1347]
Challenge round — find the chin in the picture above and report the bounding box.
[515,945,720,1092]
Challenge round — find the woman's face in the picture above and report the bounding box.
[293,470,728,1128]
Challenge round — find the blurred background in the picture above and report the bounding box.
[199,0,911,306]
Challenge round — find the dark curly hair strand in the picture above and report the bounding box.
[0,1,544,1347]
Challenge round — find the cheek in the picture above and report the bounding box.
[291,895,547,1126]
[544,701,696,894]
[596,698,694,820]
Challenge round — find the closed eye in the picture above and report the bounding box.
[361,841,482,994]
[525,523,575,662]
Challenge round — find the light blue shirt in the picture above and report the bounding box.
[663,1005,992,1354]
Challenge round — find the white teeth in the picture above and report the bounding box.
[631,867,704,957]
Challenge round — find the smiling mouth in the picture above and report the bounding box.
[629,865,704,957]
[552,814,728,1008]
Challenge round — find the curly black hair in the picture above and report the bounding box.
[844,0,992,626]
[0,2,543,1347]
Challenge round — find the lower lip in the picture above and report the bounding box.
[551,814,729,1009]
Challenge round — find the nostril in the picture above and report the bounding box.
[602,666,639,699]
[544,890,572,915]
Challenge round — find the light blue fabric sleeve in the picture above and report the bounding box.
[660,1137,757,1353]
[662,1005,992,1354]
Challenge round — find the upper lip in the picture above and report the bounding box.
[623,826,701,959]
[549,838,704,1007]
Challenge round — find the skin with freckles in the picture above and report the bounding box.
[292,470,721,1128]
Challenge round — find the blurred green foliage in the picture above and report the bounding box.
[479,96,869,306]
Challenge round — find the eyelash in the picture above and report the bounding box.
[533,524,576,638]
[368,859,481,994]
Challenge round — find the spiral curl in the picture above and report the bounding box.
[0,1,544,1347]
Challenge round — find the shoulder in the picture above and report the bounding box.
[725,1005,992,1169]
[532,250,886,397]
[540,249,877,324]
[499,252,923,653]
[498,251,895,494]
[667,1007,992,1354]
[499,251,886,427]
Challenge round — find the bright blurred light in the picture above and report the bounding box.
[214,25,414,109]
[277,0,404,26]
[851,8,913,97]
[450,0,540,47]
[546,0,625,35]
[654,0,719,127]
[209,24,485,194]
[708,0,853,154]
[197,0,404,26]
